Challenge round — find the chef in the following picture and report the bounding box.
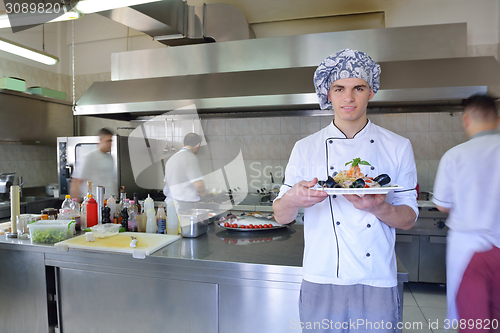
[164,133,206,212]
[70,128,117,201]
[273,49,418,332]
[433,94,500,330]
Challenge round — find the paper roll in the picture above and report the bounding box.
[10,186,19,234]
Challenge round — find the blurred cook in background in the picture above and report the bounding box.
[433,94,500,329]
[164,133,206,212]
[70,128,117,201]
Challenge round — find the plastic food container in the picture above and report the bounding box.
[90,224,120,238]
[28,221,73,243]
[35,220,76,237]
[178,209,210,238]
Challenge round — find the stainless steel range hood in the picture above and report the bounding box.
[76,23,497,119]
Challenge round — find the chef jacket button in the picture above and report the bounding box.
[370,166,375,170]
[330,166,334,170]
[336,221,340,225]
[366,253,371,257]
[329,140,333,144]
[367,224,371,228]
[370,139,374,143]
[332,195,337,198]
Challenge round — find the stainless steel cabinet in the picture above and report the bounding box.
[395,234,446,284]
[0,249,49,333]
[395,235,420,282]
[58,268,218,333]
[418,236,447,283]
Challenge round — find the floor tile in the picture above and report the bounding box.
[420,307,448,330]
[408,283,447,309]
[402,306,432,333]
[404,291,418,307]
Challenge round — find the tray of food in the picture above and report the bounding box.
[313,158,404,195]
[218,212,287,231]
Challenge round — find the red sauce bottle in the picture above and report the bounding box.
[87,197,98,228]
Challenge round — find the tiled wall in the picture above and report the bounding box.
[196,112,499,194]
[0,144,57,188]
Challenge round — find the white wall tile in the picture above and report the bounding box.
[280,117,300,134]
[415,159,429,192]
[407,113,430,132]
[243,118,262,135]
[300,116,320,134]
[280,134,300,160]
[225,119,244,136]
[206,119,226,136]
[243,135,261,160]
[261,135,281,160]
[452,112,464,131]
[206,135,226,160]
[225,135,243,161]
[261,117,280,134]
[384,114,407,132]
[320,116,334,128]
[428,132,454,159]
[368,114,385,127]
[429,113,453,132]
[406,132,430,160]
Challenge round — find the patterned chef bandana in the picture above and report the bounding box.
[313,49,381,109]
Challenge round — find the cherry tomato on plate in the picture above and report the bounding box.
[364,185,370,188]
[224,222,229,227]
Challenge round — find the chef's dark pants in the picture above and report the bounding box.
[456,246,500,333]
[299,280,400,332]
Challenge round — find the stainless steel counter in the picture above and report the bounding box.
[0,224,408,333]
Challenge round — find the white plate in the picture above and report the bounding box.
[314,184,404,195]
[218,215,287,231]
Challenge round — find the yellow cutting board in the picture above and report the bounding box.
[55,232,180,258]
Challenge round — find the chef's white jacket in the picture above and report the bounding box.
[277,120,418,287]
[433,130,500,321]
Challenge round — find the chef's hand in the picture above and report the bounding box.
[285,178,329,208]
[343,194,386,213]
[273,178,328,225]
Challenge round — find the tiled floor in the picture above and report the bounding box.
[403,283,457,333]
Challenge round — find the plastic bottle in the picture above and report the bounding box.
[80,194,90,229]
[107,195,116,222]
[157,205,167,234]
[127,200,138,232]
[142,195,154,232]
[60,195,72,219]
[166,202,177,235]
[70,198,81,231]
[146,209,157,233]
[86,197,98,228]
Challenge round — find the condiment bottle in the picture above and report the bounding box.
[121,206,129,231]
[86,197,98,228]
[70,198,81,230]
[157,205,167,234]
[166,203,177,235]
[127,200,138,232]
[146,209,157,233]
[107,194,116,222]
[102,201,111,224]
[80,194,91,229]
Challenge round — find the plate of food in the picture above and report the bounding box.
[218,213,287,231]
[314,158,404,195]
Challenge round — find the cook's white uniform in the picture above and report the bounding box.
[433,130,500,322]
[277,120,418,287]
[164,147,204,202]
[72,149,117,199]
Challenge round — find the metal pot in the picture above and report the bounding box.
[45,184,59,197]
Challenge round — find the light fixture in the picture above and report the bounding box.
[0,36,59,65]
[0,0,162,28]
[74,0,163,14]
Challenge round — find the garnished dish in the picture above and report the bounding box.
[218,213,287,231]
[316,158,403,195]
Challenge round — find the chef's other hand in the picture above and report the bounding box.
[284,178,329,208]
[343,193,386,212]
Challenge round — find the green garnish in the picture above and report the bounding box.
[119,227,126,233]
[345,158,371,167]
